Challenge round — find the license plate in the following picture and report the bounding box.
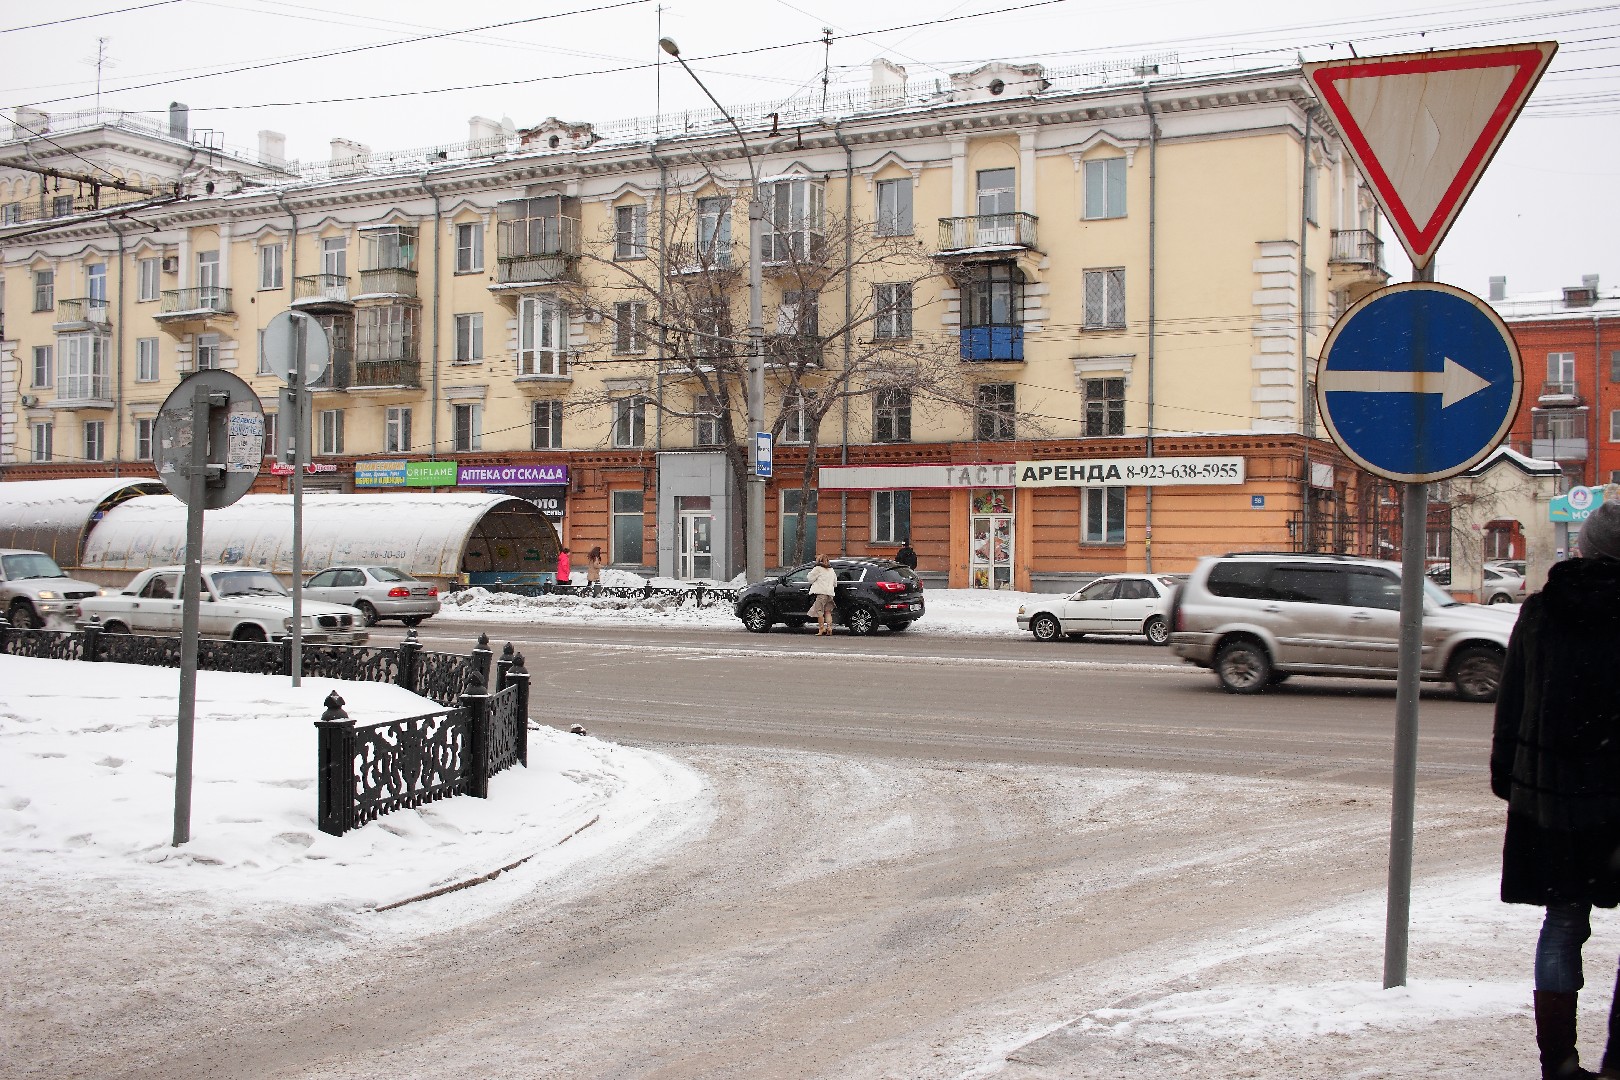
[909,603,921,611]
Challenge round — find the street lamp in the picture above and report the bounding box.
[660,36,767,583]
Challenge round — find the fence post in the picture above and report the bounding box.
[0,614,10,654]
[693,583,707,608]
[396,628,421,694]
[314,691,355,837]
[81,624,101,663]
[460,669,491,799]
[470,633,492,688]
[510,652,530,768]
[495,642,515,694]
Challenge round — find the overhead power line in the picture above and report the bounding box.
[0,0,183,34]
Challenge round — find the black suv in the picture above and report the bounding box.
[733,557,925,635]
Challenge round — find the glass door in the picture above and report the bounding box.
[678,496,713,579]
[969,488,1014,589]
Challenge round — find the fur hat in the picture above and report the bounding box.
[1579,498,1620,560]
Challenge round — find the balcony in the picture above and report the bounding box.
[1531,407,1589,462]
[494,216,580,287]
[765,333,823,368]
[155,287,233,325]
[938,213,1038,253]
[356,267,417,299]
[960,325,1024,362]
[350,358,420,390]
[309,345,354,392]
[1539,380,1584,406]
[1532,438,1589,462]
[293,274,352,309]
[53,298,110,331]
[54,372,113,408]
[1329,229,1385,269]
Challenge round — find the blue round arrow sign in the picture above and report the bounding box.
[1316,282,1522,483]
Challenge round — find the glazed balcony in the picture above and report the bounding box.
[351,358,420,390]
[495,216,580,285]
[959,324,1024,362]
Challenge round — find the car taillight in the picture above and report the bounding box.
[427,586,438,597]
[388,587,410,597]
[875,580,906,593]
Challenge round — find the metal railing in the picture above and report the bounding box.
[352,358,421,388]
[293,274,352,305]
[357,267,417,298]
[1329,229,1384,270]
[938,212,1038,251]
[55,298,110,325]
[1539,380,1582,402]
[160,287,232,315]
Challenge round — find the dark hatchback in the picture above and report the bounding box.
[733,557,925,635]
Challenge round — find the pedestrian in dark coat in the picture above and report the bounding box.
[895,538,918,570]
[1494,497,1620,1079]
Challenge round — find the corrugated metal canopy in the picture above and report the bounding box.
[79,492,560,579]
[0,478,167,563]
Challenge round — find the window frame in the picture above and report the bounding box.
[760,178,825,264]
[318,409,345,455]
[83,420,105,462]
[258,242,285,291]
[453,312,484,364]
[30,345,53,389]
[137,257,161,302]
[875,177,913,236]
[32,269,53,312]
[518,294,568,376]
[614,203,648,260]
[531,399,563,449]
[1082,268,1127,330]
[455,221,485,273]
[610,489,645,565]
[1083,157,1127,220]
[873,282,913,340]
[694,394,721,448]
[612,395,647,448]
[975,382,1016,442]
[872,490,911,545]
[452,402,482,452]
[135,417,155,462]
[384,406,412,453]
[613,301,647,354]
[874,388,912,443]
[1083,486,1127,545]
[696,196,732,264]
[31,421,52,462]
[779,390,810,445]
[779,488,819,564]
[1548,351,1577,390]
[1083,377,1125,437]
[195,332,220,371]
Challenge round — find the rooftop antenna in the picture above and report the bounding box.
[821,27,834,113]
[83,37,116,115]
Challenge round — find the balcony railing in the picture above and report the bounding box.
[938,213,1038,252]
[496,217,580,284]
[159,287,233,315]
[351,359,421,389]
[57,372,113,403]
[54,298,110,326]
[310,345,354,391]
[765,333,823,368]
[960,325,1024,362]
[357,268,417,298]
[1539,380,1583,404]
[293,274,352,306]
[1329,229,1385,270]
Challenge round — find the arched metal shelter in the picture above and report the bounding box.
[77,492,560,583]
[0,478,166,563]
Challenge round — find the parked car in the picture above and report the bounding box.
[1427,563,1527,605]
[1016,573,1184,645]
[78,565,367,644]
[1486,559,1527,578]
[0,548,105,630]
[302,565,440,626]
[1169,552,1517,702]
[734,557,924,635]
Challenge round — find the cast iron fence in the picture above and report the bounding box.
[477,581,739,606]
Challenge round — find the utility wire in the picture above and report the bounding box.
[0,0,183,34]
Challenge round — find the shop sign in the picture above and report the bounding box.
[818,462,1016,490]
[489,485,566,520]
[1550,485,1607,523]
[457,463,569,486]
[406,461,457,487]
[354,460,407,487]
[270,462,340,477]
[1013,456,1245,487]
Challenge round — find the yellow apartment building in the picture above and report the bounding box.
[0,59,1392,588]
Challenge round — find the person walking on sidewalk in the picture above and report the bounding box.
[1494,497,1620,1080]
[586,546,603,594]
[555,547,571,591]
[895,538,918,571]
[807,554,838,636]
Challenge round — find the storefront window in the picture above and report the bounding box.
[611,490,644,565]
[781,489,819,564]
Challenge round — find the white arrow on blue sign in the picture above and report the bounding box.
[1315,282,1522,483]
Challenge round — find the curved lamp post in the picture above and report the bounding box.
[660,36,766,583]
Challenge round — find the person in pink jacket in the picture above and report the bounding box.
[555,548,571,590]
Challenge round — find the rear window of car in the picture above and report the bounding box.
[370,567,414,582]
[1206,561,1273,600]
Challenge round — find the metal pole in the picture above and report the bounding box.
[1384,258,1436,988]
[747,188,765,583]
[173,379,211,847]
[290,316,306,687]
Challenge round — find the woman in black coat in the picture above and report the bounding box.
[1493,498,1620,1079]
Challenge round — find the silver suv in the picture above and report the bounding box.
[0,549,105,629]
[1168,552,1516,702]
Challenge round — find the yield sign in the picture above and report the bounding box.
[1303,42,1556,269]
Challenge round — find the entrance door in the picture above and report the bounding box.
[677,496,714,579]
[969,488,1014,589]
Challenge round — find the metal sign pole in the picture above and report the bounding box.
[290,316,305,688]
[172,380,213,847]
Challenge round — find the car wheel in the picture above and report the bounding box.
[1143,615,1170,646]
[402,615,424,627]
[232,624,268,642]
[1215,639,1273,695]
[845,605,878,636]
[355,601,379,627]
[102,620,131,635]
[739,602,773,633]
[1451,646,1503,703]
[7,599,42,629]
[1030,613,1062,642]
[1487,592,1511,605]
[784,617,808,629]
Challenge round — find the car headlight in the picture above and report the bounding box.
[283,617,294,631]
[301,615,320,629]
[1017,605,1025,615]
[36,590,58,600]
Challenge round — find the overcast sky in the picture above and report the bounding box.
[4,0,1615,297]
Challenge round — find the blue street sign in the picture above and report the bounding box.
[1251,495,1266,509]
[1316,282,1522,483]
[754,431,773,478]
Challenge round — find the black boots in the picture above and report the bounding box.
[1536,991,1599,1079]
[1602,969,1620,1078]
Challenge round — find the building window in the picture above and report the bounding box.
[781,489,818,563]
[136,417,155,462]
[613,301,647,354]
[1610,350,1620,383]
[385,407,412,453]
[31,422,52,462]
[258,242,284,290]
[1,202,19,224]
[780,390,810,444]
[873,282,912,340]
[614,204,648,260]
[1304,160,1319,225]
[519,295,567,376]
[195,333,220,370]
[761,178,825,263]
[531,400,563,449]
[357,303,419,366]
[1083,377,1125,437]
[196,251,220,302]
[694,394,721,447]
[83,420,105,462]
[454,313,484,363]
[696,196,732,265]
[975,383,1016,441]
[874,388,911,443]
[256,329,275,375]
[322,237,347,278]
[137,257,161,301]
[262,411,277,458]
[58,333,109,400]
[455,221,484,273]
[962,262,1021,328]
[319,409,344,455]
[1084,487,1127,544]
[875,178,913,236]
[612,396,646,448]
[1303,268,1317,331]
[1084,157,1127,220]
[87,264,107,307]
[777,290,819,339]
[611,489,644,565]
[53,195,74,218]
[1083,268,1126,329]
[872,490,911,545]
[33,269,53,312]
[1611,409,1620,443]
[362,226,417,272]
[31,345,53,388]
[1548,351,1577,394]
[452,403,482,452]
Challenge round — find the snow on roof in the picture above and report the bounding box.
[1464,444,1562,477]
[80,492,557,578]
[0,478,166,562]
[1490,287,1620,322]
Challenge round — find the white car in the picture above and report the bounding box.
[78,565,368,644]
[1017,573,1184,645]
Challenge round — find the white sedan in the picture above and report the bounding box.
[1017,574,1184,645]
[78,565,368,644]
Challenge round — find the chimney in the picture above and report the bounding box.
[1583,273,1600,292]
[257,130,286,168]
[168,102,189,141]
[468,116,503,158]
[1488,276,1506,302]
[871,59,907,103]
[12,107,49,139]
[329,138,371,177]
